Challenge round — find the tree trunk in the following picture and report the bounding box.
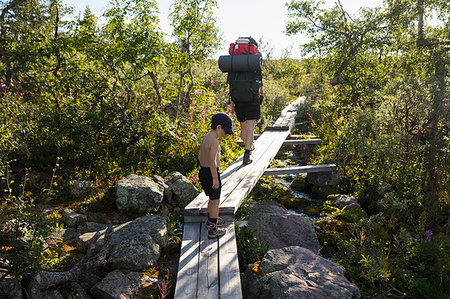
[27,224,113,298]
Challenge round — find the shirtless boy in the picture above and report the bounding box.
[198,112,233,238]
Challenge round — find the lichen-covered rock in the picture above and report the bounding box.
[153,175,173,203]
[165,171,199,204]
[79,215,167,271]
[61,208,87,228]
[90,270,157,299]
[248,205,321,253]
[331,194,360,209]
[0,279,23,299]
[242,246,360,298]
[115,174,164,215]
[67,180,93,197]
[307,170,340,186]
[46,228,79,246]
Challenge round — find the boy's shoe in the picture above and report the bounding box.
[205,218,225,230]
[243,150,253,165]
[208,226,226,239]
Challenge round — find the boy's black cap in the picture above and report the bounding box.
[211,112,233,134]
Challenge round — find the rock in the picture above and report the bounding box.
[153,175,173,204]
[41,289,64,299]
[90,270,157,299]
[68,180,93,197]
[331,194,360,209]
[46,228,79,246]
[79,215,167,271]
[62,209,87,228]
[80,222,109,233]
[0,279,23,299]
[78,272,102,293]
[249,200,287,214]
[67,284,91,299]
[307,170,340,186]
[115,174,164,215]
[248,211,321,254]
[243,246,360,299]
[165,171,199,204]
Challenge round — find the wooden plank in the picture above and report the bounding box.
[184,214,235,224]
[263,164,337,176]
[197,224,220,298]
[237,138,321,146]
[219,222,242,299]
[215,131,284,215]
[221,130,291,214]
[174,222,201,299]
[282,138,321,146]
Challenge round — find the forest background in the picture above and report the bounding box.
[0,0,448,297]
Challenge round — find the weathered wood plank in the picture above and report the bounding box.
[197,225,219,298]
[219,222,242,299]
[221,130,291,214]
[237,138,321,146]
[174,222,201,299]
[263,164,337,176]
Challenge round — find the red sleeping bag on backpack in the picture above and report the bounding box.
[229,43,258,55]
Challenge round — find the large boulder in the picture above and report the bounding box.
[152,175,173,203]
[247,201,321,253]
[79,215,167,271]
[165,171,199,204]
[90,270,157,299]
[115,174,164,215]
[242,246,360,299]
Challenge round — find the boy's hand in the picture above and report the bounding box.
[212,178,219,189]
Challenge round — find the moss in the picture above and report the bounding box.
[278,195,311,209]
[290,175,307,192]
[305,206,320,217]
[314,219,350,253]
[339,207,368,223]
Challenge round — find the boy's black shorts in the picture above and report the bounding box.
[199,167,221,200]
[235,103,261,123]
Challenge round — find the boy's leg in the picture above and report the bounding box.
[206,198,225,238]
[207,198,219,220]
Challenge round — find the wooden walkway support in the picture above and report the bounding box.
[174,97,336,298]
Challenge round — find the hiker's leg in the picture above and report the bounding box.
[240,121,247,148]
[245,119,257,151]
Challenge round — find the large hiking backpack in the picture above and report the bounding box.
[227,71,262,104]
[223,37,263,105]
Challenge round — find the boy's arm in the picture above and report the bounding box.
[209,139,220,189]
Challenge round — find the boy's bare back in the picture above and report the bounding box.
[198,131,220,168]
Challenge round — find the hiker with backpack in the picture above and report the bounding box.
[218,36,264,165]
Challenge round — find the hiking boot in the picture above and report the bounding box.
[208,226,226,239]
[205,219,225,230]
[243,150,253,165]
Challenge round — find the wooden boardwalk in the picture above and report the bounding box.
[174,97,335,298]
